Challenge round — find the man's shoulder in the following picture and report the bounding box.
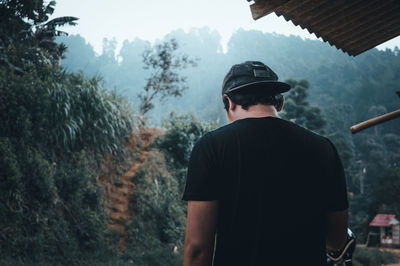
[196,118,334,151]
[275,119,331,146]
[285,122,339,162]
[201,121,239,143]
[190,123,238,156]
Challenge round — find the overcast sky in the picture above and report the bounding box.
[52,0,400,54]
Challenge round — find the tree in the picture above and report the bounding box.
[281,79,326,134]
[0,1,134,264]
[372,167,400,216]
[138,38,197,116]
[155,112,215,189]
[0,0,78,72]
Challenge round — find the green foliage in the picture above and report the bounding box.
[0,143,119,264]
[372,167,400,215]
[123,113,213,265]
[139,39,197,115]
[155,112,215,189]
[125,150,185,264]
[0,66,133,261]
[123,248,183,266]
[322,104,356,183]
[48,74,134,155]
[0,0,78,72]
[0,65,134,156]
[281,79,326,134]
[383,133,400,164]
[353,247,398,266]
[0,1,134,264]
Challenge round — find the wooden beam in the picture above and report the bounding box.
[250,0,290,20]
[350,109,400,134]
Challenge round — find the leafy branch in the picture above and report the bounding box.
[139,38,197,116]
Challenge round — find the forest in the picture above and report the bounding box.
[1,0,400,265]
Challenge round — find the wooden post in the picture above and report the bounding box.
[350,109,400,134]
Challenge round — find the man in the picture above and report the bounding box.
[183,61,348,266]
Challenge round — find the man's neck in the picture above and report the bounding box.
[228,104,279,123]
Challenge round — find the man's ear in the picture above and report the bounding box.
[276,95,285,112]
[223,94,236,111]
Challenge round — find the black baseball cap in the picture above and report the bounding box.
[222,61,291,95]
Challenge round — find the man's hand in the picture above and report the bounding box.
[183,200,218,266]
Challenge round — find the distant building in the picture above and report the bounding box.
[368,214,400,247]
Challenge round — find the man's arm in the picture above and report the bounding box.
[325,209,348,251]
[183,200,218,266]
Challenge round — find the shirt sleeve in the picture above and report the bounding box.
[325,139,349,212]
[182,133,219,201]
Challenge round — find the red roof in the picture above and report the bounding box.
[369,214,396,227]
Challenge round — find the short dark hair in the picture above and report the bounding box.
[223,88,283,111]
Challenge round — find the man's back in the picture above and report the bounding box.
[183,117,348,265]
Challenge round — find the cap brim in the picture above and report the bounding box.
[226,80,291,94]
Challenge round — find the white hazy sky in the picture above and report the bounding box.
[52,0,400,54]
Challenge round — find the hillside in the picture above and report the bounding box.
[100,128,162,252]
[58,29,400,244]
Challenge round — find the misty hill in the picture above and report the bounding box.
[58,28,400,129]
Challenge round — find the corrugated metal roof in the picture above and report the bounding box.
[369,214,397,227]
[249,0,400,56]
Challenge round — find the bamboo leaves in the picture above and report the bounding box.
[46,72,134,155]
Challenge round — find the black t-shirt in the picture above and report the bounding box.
[183,117,348,266]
